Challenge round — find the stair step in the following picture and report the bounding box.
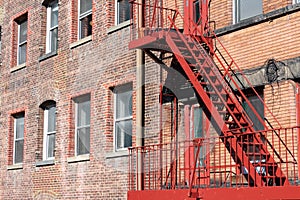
[225,121,248,126]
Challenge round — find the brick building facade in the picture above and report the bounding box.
[0,0,299,199]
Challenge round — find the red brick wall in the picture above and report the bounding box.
[0,0,136,199]
[1,0,300,199]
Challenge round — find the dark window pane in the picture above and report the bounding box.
[15,140,24,164]
[194,107,203,138]
[239,0,262,21]
[117,0,130,24]
[116,119,132,149]
[79,14,92,39]
[194,0,200,24]
[47,106,56,132]
[116,90,132,119]
[243,94,264,131]
[19,21,27,43]
[16,117,24,139]
[50,28,58,52]
[51,2,58,27]
[47,133,55,158]
[18,43,27,65]
[77,100,90,127]
[80,0,92,14]
[77,127,90,155]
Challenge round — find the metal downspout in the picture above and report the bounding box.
[136,0,145,190]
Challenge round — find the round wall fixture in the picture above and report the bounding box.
[266,59,279,83]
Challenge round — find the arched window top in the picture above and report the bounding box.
[40,100,56,110]
[42,0,57,7]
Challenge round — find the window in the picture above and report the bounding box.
[13,113,25,164]
[194,0,200,24]
[43,104,56,160]
[113,85,132,150]
[79,0,92,39]
[46,0,58,53]
[294,0,300,4]
[243,92,264,131]
[17,19,28,65]
[74,95,90,155]
[234,0,262,23]
[193,106,206,167]
[115,0,130,25]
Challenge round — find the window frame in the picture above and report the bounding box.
[74,94,91,156]
[78,0,92,40]
[113,85,133,151]
[17,19,27,66]
[233,0,263,24]
[115,0,131,25]
[43,105,56,160]
[46,0,58,53]
[13,114,25,165]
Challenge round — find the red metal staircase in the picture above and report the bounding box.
[128,0,298,199]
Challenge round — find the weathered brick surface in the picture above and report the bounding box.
[0,0,139,199]
[1,0,300,199]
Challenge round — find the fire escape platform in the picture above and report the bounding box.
[128,186,300,200]
[129,30,173,51]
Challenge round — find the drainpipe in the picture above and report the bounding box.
[288,80,300,181]
[295,82,300,181]
[136,0,145,191]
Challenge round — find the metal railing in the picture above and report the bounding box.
[129,126,299,191]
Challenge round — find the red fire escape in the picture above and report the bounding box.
[128,0,300,199]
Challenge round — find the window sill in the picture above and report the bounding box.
[10,63,26,73]
[70,35,92,49]
[106,150,128,159]
[38,51,57,62]
[67,154,90,163]
[7,164,23,170]
[107,20,131,34]
[35,159,55,167]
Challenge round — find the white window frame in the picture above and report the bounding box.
[43,105,56,160]
[233,0,262,24]
[46,0,58,53]
[13,114,24,165]
[293,0,300,4]
[17,20,27,66]
[78,0,92,40]
[113,86,132,151]
[115,0,130,25]
[74,95,91,156]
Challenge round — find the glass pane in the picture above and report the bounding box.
[116,90,132,119]
[239,0,262,21]
[50,28,58,52]
[244,95,264,131]
[47,133,55,158]
[194,107,203,138]
[18,43,27,65]
[51,2,58,27]
[19,20,27,43]
[80,0,92,14]
[15,140,24,164]
[117,0,130,24]
[47,106,56,132]
[16,117,24,139]
[116,119,132,149]
[77,100,90,126]
[194,0,200,24]
[77,127,90,155]
[79,14,92,39]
